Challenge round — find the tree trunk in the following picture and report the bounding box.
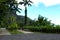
[25,6,27,25]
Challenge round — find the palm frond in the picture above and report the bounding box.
[16,8,21,13]
[14,6,22,13]
[24,3,26,6]
[18,8,22,11]
[28,3,32,6]
[19,2,24,5]
[23,0,24,1]
[28,0,33,3]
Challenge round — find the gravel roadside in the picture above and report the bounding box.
[0,28,10,35]
[18,30,33,34]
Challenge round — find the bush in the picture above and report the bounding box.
[24,26,60,33]
[7,23,18,30]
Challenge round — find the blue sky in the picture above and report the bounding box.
[17,0,60,25]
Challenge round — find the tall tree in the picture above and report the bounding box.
[38,15,44,26]
[0,0,21,28]
[5,0,22,29]
[19,0,33,25]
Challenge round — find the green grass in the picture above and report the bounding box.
[9,30,23,34]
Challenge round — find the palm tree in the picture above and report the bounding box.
[19,0,33,25]
[5,0,22,13]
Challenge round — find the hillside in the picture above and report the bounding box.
[16,15,33,25]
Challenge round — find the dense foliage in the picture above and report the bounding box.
[0,0,60,33]
[23,15,60,33]
[0,0,21,30]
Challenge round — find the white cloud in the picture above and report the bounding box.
[31,0,60,7]
[17,0,60,7]
[51,19,60,25]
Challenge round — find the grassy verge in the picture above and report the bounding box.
[9,30,23,34]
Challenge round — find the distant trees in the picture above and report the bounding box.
[38,15,51,26]
[25,15,60,33]
[19,0,33,25]
[30,15,52,26]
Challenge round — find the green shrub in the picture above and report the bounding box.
[24,26,60,33]
[7,23,18,30]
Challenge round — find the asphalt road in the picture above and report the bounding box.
[0,33,60,40]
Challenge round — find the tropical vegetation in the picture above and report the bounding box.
[0,0,60,34]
